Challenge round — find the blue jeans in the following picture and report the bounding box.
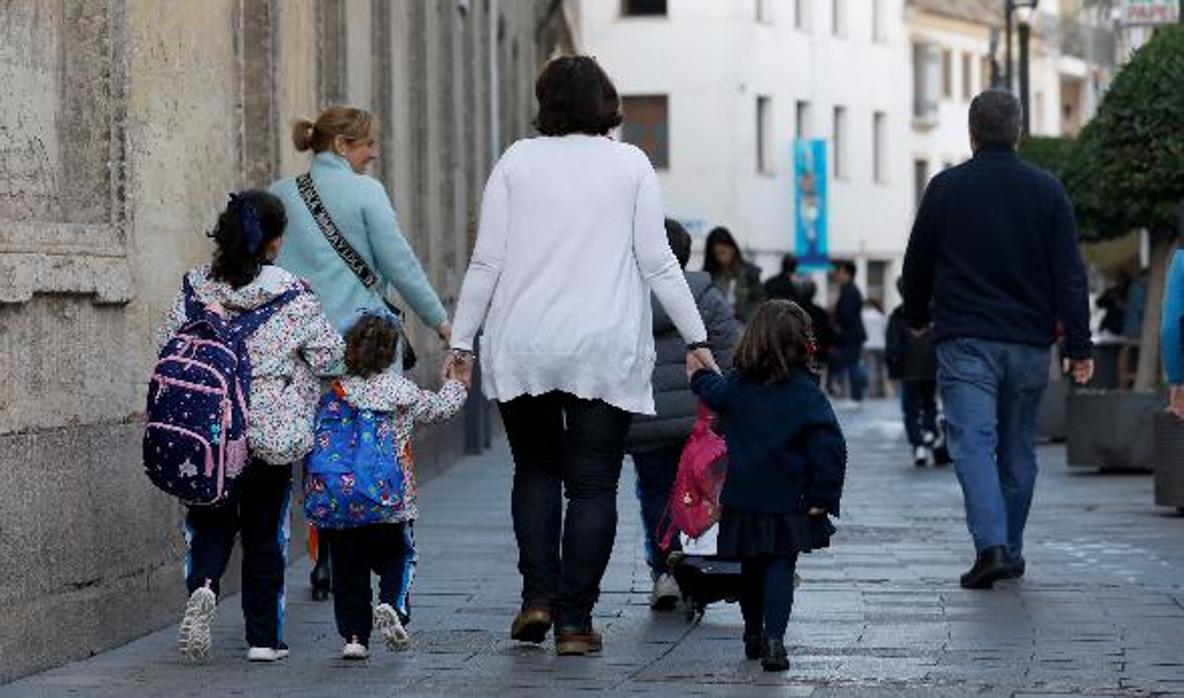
[631,445,683,580]
[830,347,867,402]
[937,339,1049,558]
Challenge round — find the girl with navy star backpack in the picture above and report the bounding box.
[151,190,343,664]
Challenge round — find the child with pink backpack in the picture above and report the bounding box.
[689,300,847,672]
[149,190,343,663]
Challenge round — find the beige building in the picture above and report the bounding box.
[0,0,573,682]
[907,0,1116,207]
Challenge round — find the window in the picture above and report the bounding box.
[961,53,974,100]
[757,96,774,174]
[794,0,809,29]
[622,0,666,16]
[981,56,994,91]
[872,0,886,42]
[912,42,940,121]
[833,106,847,180]
[873,111,887,184]
[795,100,811,139]
[913,159,930,209]
[1035,91,1046,134]
[867,260,889,305]
[832,0,847,37]
[621,95,669,169]
[756,0,772,24]
[941,49,953,99]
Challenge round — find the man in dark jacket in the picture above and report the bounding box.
[886,278,942,467]
[830,260,868,403]
[903,90,1094,590]
[627,219,742,610]
[764,253,801,303]
[796,279,834,362]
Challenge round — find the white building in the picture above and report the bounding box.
[578,0,915,306]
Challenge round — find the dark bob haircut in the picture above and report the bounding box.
[534,55,623,137]
[734,300,817,384]
[969,89,1022,150]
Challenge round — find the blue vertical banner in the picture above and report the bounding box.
[794,139,829,269]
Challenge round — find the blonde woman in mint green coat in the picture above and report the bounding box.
[270,106,448,618]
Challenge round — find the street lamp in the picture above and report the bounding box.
[1004,0,1039,134]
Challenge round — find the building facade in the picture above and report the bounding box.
[907,0,1116,209]
[579,0,916,306]
[0,0,572,682]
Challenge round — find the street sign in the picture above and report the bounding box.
[794,139,829,270]
[1119,0,1179,26]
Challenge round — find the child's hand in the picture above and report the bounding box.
[807,507,827,516]
[446,357,473,390]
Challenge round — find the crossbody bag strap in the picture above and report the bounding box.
[295,173,379,290]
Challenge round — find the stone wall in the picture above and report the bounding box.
[0,0,573,682]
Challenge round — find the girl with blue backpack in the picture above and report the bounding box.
[305,311,468,659]
[151,190,344,663]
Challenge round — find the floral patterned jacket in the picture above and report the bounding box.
[157,265,345,465]
[328,370,468,522]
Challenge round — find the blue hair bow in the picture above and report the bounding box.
[228,192,264,254]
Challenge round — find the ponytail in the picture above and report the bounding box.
[208,189,288,289]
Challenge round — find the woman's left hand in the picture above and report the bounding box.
[436,321,453,345]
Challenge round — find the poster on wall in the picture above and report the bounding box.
[1120,0,1179,25]
[794,139,829,270]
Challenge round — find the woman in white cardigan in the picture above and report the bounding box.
[449,56,715,656]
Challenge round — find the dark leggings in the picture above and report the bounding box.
[739,555,799,642]
[498,391,633,629]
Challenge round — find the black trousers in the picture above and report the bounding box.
[499,391,633,629]
[739,554,799,643]
[324,523,409,645]
[185,461,292,650]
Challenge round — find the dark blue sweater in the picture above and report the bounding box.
[690,369,846,516]
[902,146,1092,360]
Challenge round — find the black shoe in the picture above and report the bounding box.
[743,631,764,660]
[310,561,331,601]
[1005,555,1026,579]
[761,638,790,672]
[960,546,1011,590]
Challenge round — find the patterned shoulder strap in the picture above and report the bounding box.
[295,173,379,289]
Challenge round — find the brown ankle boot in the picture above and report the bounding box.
[510,607,552,644]
[555,627,603,656]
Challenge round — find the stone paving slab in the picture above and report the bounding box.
[3,401,1183,696]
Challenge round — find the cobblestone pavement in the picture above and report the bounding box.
[5,401,1184,697]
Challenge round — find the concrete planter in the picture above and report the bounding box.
[1066,390,1162,472]
[1152,411,1184,511]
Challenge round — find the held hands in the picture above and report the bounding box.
[1062,358,1095,386]
[441,351,474,391]
[436,322,453,346]
[685,347,720,379]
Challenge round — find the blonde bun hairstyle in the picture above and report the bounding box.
[291,107,375,154]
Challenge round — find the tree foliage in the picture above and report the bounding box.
[1067,25,1184,241]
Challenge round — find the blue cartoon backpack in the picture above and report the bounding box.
[304,383,406,529]
[143,274,300,506]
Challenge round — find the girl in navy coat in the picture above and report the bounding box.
[690,300,847,671]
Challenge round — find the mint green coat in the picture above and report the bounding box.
[270,152,446,331]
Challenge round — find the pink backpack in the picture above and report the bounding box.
[659,403,729,548]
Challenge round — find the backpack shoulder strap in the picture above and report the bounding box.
[295,173,379,290]
[181,273,206,320]
[228,286,305,340]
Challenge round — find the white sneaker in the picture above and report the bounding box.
[914,445,930,467]
[177,586,216,662]
[342,638,369,660]
[650,573,681,611]
[374,603,410,651]
[246,646,289,662]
